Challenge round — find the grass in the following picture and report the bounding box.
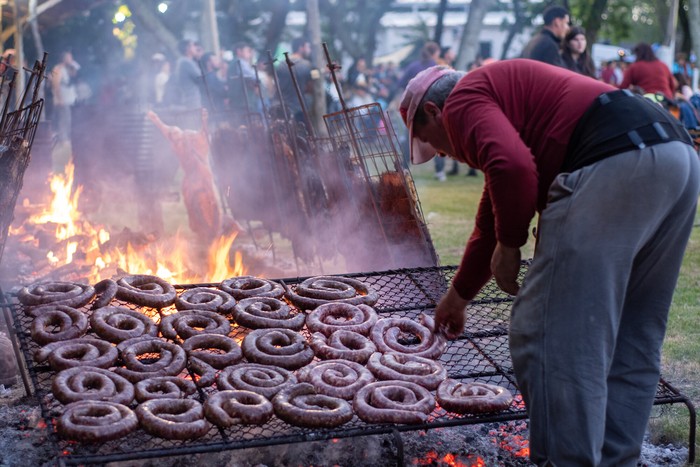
[410,161,700,460]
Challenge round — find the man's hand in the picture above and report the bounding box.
[434,285,469,339]
[491,242,521,295]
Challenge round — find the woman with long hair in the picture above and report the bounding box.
[561,27,596,78]
[619,42,676,99]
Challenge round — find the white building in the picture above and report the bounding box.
[376,9,532,61]
[286,8,534,66]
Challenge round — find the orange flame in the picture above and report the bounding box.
[489,422,531,459]
[413,450,439,465]
[14,161,246,283]
[442,453,468,467]
[412,450,480,467]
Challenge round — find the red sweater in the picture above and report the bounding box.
[442,59,613,300]
[619,59,676,100]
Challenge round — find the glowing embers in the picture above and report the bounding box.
[489,420,530,459]
[409,422,531,466]
[412,449,485,467]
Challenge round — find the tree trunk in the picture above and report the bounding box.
[307,0,326,136]
[201,0,220,56]
[363,1,392,66]
[126,0,179,58]
[688,0,700,67]
[579,0,609,45]
[678,1,691,54]
[455,0,494,70]
[433,0,449,44]
[1,0,60,44]
[320,0,392,65]
[500,0,526,60]
[264,0,291,56]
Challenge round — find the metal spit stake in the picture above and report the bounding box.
[321,43,397,269]
[283,52,316,140]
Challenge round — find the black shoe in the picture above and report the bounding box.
[466,168,477,176]
[447,167,459,176]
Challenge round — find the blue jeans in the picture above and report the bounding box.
[434,156,445,173]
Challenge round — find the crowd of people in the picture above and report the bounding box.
[68,10,694,169]
[41,5,699,156]
[355,4,699,180]
[147,39,264,122]
[521,5,700,132]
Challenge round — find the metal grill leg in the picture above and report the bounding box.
[686,399,696,464]
[392,429,404,466]
[1,304,32,396]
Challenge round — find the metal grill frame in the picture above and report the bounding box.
[7,266,696,465]
[322,102,438,270]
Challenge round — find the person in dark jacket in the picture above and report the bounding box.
[521,5,570,67]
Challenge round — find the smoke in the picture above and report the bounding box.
[7,75,436,284]
[205,102,437,277]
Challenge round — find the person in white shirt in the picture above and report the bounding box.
[50,50,80,143]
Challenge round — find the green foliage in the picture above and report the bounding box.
[570,0,669,44]
[319,0,394,63]
[218,0,279,48]
[26,3,123,70]
[598,2,635,43]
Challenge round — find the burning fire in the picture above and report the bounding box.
[11,161,246,283]
[489,420,530,458]
[412,450,484,467]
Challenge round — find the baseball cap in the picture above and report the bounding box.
[399,65,452,164]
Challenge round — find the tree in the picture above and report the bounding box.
[688,0,700,57]
[126,0,179,58]
[216,0,292,55]
[262,0,292,55]
[571,0,609,45]
[433,0,449,45]
[319,0,394,65]
[455,0,494,70]
[307,0,326,135]
[499,0,528,59]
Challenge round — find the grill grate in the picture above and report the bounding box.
[8,266,696,465]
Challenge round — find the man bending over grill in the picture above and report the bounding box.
[400,60,699,466]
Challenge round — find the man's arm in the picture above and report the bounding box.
[435,87,538,338]
[434,186,497,338]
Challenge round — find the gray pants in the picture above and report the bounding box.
[510,141,699,467]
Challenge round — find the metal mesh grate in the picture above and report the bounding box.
[8,265,694,465]
[322,103,437,271]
